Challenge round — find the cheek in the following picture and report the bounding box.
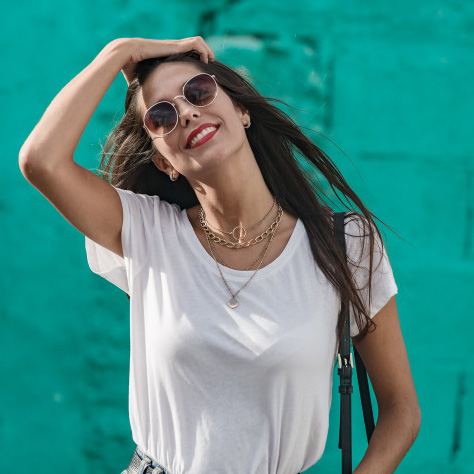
[148,140,171,163]
[155,137,185,163]
[158,134,179,151]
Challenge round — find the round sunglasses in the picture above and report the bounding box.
[143,73,218,137]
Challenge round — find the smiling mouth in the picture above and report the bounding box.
[187,125,220,149]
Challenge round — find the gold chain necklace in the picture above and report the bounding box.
[205,211,282,309]
[204,196,276,242]
[198,204,283,249]
[208,226,273,271]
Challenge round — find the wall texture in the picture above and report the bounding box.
[2,0,473,472]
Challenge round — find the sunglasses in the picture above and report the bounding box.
[143,73,218,137]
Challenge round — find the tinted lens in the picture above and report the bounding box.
[144,102,177,135]
[184,74,217,106]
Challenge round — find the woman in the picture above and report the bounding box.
[19,36,420,474]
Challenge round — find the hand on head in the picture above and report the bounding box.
[119,36,216,86]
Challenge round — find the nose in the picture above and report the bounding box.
[173,95,200,127]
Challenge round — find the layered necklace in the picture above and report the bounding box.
[198,197,283,309]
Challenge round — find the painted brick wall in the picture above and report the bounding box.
[3,1,473,472]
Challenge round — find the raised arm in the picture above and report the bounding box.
[19,37,215,257]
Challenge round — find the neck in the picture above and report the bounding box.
[186,148,276,234]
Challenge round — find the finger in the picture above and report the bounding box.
[198,49,209,63]
[205,43,216,62]
[198,37,215,62]
[202,41,216,62]
[193,36,213,63]
[204,42,216,61]
[196,39,209,63]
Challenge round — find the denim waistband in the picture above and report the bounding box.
[122,446,172,474]
[124,445,301,474]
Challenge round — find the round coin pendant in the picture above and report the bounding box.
[228,298,239,309]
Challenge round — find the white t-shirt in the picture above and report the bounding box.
[85,186,398,474]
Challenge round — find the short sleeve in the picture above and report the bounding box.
[84,185,159,295]
[344,214,398,337]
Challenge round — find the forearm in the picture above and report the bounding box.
[19,39,132,170]
[353,403,421,474]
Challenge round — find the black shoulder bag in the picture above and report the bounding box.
[333,211,376,474]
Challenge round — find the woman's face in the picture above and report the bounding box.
[138,61,250,181]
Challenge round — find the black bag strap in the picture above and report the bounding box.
[333,212,375,474]
[334,211,353,473]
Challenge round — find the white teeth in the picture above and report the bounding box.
[189,126,217,148]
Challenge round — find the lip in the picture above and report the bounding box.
[186,123,220,149]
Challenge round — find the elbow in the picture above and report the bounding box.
[19,143,37,176]
[19,143,54,180]
[19,147,32,179]
[19,144,30,167]
[411,403,421,442]
[18,145,50,184]
[19,142,72,178]
[402,401,422,445]
[379,399,421,445]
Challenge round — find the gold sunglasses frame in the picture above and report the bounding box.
[143,73,218,138]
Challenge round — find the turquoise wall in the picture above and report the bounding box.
[3,0,473,472]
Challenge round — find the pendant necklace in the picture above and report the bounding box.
[204,210,282,308]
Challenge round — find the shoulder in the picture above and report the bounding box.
[341,212,380,243]
[114,186,180,214]
[336,212,388,269]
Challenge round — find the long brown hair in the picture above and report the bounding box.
[98,51,399,344]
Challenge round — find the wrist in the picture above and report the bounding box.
[100,38,136,67]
